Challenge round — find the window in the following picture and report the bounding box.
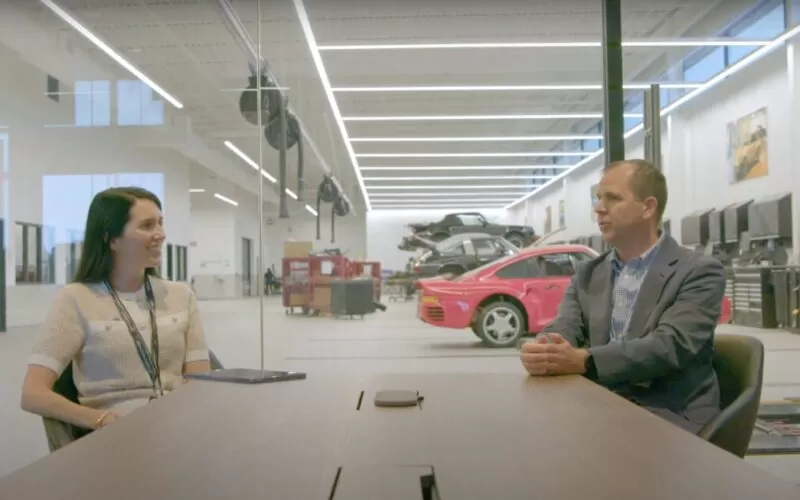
[117,80,165,126]
[15,222,55,284]
[471,238,514,258]
[537,253,576,276]
[457,214,484,226]
[74,80,111,127]
[728,3,785,64]
[683,47,725,82]
[495,257,541,279]
[437,241,465,257]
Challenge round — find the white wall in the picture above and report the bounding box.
[366,209,506,272]
[263,211,367,271]
[508,44,800,259]
[0,43,191,326]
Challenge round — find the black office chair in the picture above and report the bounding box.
[43,351,225,452]
[698,334,764,458]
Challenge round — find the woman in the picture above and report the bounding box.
[20,187,211,433]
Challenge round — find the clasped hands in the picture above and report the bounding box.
[520,332,588,376]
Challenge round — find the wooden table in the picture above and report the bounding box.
[1,374,798,499]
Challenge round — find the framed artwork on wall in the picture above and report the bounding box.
[558,200,565,229]
[727,106,768,183]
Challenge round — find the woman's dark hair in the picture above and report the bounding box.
[73,187,162,283]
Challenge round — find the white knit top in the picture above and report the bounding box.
[29,278,209,416]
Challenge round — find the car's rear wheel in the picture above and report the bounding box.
[474,301,524,348]
[505,232,526,248]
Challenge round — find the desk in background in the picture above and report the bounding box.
[1,374,798,499]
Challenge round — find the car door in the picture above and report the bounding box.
[534,253,578,327]
[449,214,485,236]
[494,257,552,332]
[477,213,505,237]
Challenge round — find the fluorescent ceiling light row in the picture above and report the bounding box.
[360,165,572,171]
[343,113,642,122]
[356,152,593,158]
[189,188,206,193]
[292,0,372,211]
[332,83,700,92]
[372,204,506,210]
[224,141,278,183]
[305,205,318,216]
[350,135,602,142]
[371,192,527,198]
[370,198,518,203]
[318,39,770,51]
[367,185,535,190]
[213,193,238,207]
[504,24,800,209]
[363,175,552,181]
[40,0,183,109]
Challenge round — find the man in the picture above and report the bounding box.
[520,159,725,433]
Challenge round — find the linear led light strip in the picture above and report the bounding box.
[343,113,643,122]
[318,39,770,51]
[351,135,602,142]
[370,198,520,202]
[225,141,278,183]
[363,175,554,181]
[332,83,701,92]
[360,165,573,171]
[214,193,238,207]
[372,205,507,210]
[292,0,371,211]
[370,192,528,197]
[368,185,535,190]
[356,152,594,158]
[40,0,183,109]
[505,24,800,210]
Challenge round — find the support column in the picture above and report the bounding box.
[643,84,662,170]
[601,0,625,164]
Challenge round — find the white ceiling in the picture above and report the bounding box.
[4,0,766,212]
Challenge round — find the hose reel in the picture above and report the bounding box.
[315,176,349,243]
[239,73,305,215]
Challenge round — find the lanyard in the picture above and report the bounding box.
[105,277,163,398]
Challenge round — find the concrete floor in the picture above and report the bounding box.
[2,296,800,486]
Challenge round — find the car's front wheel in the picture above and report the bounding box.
[474,301,525,348]
[505,231,526,248]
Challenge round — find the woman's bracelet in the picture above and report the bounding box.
[94,411,111,429]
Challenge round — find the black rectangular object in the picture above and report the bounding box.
[331,279,375,316]
[708,208,724,244]
[748,193,792,240]
[680,209,712,246]
[184,369,306,384]
[723,200,753,243]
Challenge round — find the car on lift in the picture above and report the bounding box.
[410,233,520,279]
[416,244,733,348]
[399,212,536,251]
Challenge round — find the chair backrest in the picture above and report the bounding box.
[698,334,764,458]
[43,363,92,452]
[43,350,223,452]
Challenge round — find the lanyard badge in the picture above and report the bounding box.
[105,277,163,398]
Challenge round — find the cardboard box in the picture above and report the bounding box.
[284,241,313,259]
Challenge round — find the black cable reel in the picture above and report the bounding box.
[315,176,349,243]
[238,72,305,217]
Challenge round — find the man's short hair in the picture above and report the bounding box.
[604,159,668,221]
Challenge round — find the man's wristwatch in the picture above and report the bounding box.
[583,351,598,380]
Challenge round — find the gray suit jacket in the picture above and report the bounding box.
[544,235,725,433]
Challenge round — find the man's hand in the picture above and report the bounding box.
[520,333,589,376]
